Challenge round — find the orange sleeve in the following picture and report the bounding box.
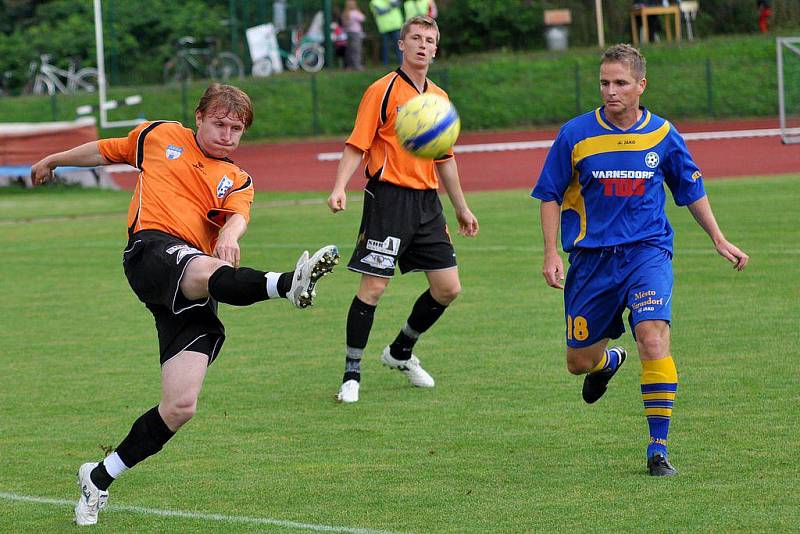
[209,171,254,226]
[345,82,384,152]
[97,121,150,166]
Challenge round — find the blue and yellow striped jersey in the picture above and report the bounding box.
[531,106,706,254]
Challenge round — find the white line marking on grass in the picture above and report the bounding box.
[316,127,799,160]
[0,492,400,534]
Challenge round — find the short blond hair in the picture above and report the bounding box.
[602,43,646,80]
[400,15,439,44]
[195,84,253,129]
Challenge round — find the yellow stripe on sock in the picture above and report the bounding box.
[589,352,608,373]
[645,408,673,417]
[642,392,676,401]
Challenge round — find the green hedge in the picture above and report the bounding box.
[0,34,795,141]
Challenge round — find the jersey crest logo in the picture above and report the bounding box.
[165,144,183,160]
[644,151,660,168]
[216,175,234,198]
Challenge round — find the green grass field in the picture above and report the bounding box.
[1,176,798,532]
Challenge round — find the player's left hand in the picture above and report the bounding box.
[30,158,55,186]
[214,235,241,267]
[715,239,749,271]
[456,208,479,237]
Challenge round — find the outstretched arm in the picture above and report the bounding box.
[327,144,365,213]
[436,158,478,237]
[30,141,110,186]
[540,200,565,289]
[687,195,749,271]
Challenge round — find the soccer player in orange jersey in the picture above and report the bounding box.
[327,16,479,403]
[30,84,339,526]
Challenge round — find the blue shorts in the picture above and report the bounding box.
[563,243,673,348]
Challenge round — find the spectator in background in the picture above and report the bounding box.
[404,0,437,21]
[332,9,349,68]
[370,0,403,65]
[757,1,772,33]
[343,0,366,70]
[428,0,438,19]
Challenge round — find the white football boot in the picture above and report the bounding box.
[380,346,435,388]
[289,245,339,308]
[336,379,360,403]
[74,462,108,526]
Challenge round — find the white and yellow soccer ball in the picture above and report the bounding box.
[394,93,461,159]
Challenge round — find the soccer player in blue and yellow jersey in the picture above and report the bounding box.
[31,84,338,525]
[531,44,749,476]
[328,16,478,403]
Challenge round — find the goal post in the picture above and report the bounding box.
[777,37,800,144]
[93,0,145,129]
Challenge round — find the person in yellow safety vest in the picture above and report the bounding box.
[370,0,404,65]
[404,0,436,21]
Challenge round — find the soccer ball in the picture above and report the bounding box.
[395,93,461,159]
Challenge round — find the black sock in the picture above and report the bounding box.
[390,330,417,360]
[344,296,376,382]
[277,272,293,298]
[208,266,269,305]
[343,356,362,382]
[90,463,114,491]
[390,289,447,360]
[114,406,176,471]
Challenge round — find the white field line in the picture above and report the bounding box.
[316,127,800,161]
[0,492,400,534]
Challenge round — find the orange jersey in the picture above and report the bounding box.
[98,121,254,254]
[346,69,453,190]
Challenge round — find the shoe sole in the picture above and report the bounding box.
[296,246,339,308]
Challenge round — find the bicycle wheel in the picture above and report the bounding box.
[164,59,191,84]
[297,43,324,73]
[251,58,274,78]
[209,52,244,81]
[73,68,98,93]
[32,74,56,95]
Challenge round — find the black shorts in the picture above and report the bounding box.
[123,230,225,365]
[347,178,457,278]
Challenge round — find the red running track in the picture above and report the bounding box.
[112,118,799,191]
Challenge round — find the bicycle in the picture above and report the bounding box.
[27,54,98,95]
[163,36,244,84]
[250,30,324,77]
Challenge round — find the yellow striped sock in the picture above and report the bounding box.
[641,356,678,457]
